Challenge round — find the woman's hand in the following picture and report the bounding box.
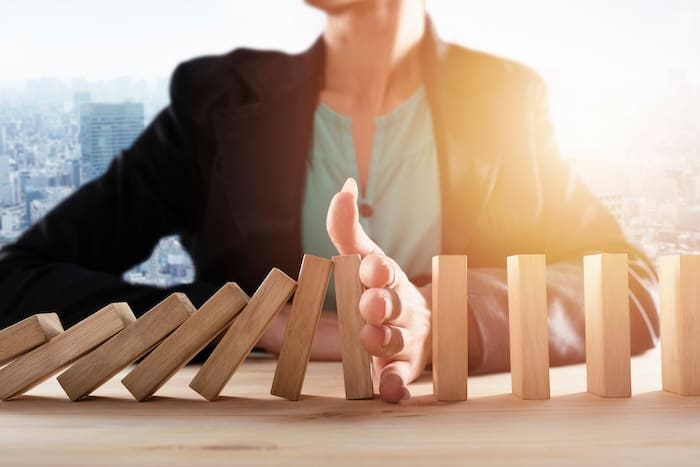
[326,178,432,403]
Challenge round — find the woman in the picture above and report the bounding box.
[0,0,659,403]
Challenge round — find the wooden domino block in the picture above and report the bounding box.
[58,293,195,401]
[332,254,374,400]
[432,255,469,401]
[507,254,550,400]
[0,303,135,400]
[271,255,333,401]
[190,268,296,401]
[584,253,631,398]
[122,283,249,401]
[0,313,64,365]
[659,255,700,396]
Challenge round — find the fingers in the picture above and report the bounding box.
[359,254,406,290]
[326,178,385,257]
[359,323,405,359]
[359,287,404,326]
[378,361,412,403]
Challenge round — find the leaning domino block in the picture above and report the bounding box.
[190,268,297,401]
[58,293,195,401]
[584,254,631,398]
[271,255,333,401]
[659,255,700,396]
[122,283,249,401]
[0,313,64,365]
[333,255,374,400]
[0,303,135,400]
[507,255,550,400]
[432,255,469,401]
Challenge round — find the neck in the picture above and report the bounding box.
[321,0,425,114]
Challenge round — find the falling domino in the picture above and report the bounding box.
[122,283,249,401]
[332,254,374,400]
[0,303,135,400]
[659,255,700,396]
[190,268,297,401]
[507,254,550,399]
[57,293,195,401]
[271,255,333,401]
[432,255,469,401]
[584,253,631,398]
[0,313,64,366]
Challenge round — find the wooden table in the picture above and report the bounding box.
[0,348,697,466]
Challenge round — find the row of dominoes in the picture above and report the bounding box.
[0,254,362,402]
[0,254,698,402]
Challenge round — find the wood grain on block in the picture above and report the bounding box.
[332,254,374,400]
[584,254,631,398]
[58,293,195,401]
[190,268,297,401]
[121,283,249,401]
[507,255,550,399]
[432,255,469,401]
[271,255,333,401]
[0,313,64,365]
[0,303,134,400]
[659,255,700,396]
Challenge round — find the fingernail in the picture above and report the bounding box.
[341,177,358,197]
[383,326,392,346]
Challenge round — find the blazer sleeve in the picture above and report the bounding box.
[0,64,218,329]
[467,76,660,374]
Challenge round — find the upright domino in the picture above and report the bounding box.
[122,283,249,401]
[659,255,700,396]
[0,303,135,400]
[332,255,374,400]
[0,313,64,365]
[58,293,195,401]
[271,255,333,401]
[507,255,550,399]
[432,255,469,401]
[190,268,297,401]
[584,253,631,398]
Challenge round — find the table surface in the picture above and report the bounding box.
[0,348,698,466]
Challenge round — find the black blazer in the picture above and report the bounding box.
[0,24,659,373]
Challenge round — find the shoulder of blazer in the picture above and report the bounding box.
[439,43,547,106]
[167,41,324,125]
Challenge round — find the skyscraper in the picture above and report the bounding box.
[0,126,6,153]
[73,91,92,119]
[80,103,144,182]
[0,155,12,206]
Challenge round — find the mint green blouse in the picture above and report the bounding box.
[301,86,442,309]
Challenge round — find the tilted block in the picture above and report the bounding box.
[332,255,374,400]
[271,255,333,401]
[58,293,194,401]
[0,313,63,366]
[0,303,135,400]
[432,255,469,401]
[122,283,249,401]
[190,269,297,401]
[584,254,631,398]
[507,254,550,400]
[659,255,700,396]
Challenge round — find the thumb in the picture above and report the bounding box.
[326,178,384,257]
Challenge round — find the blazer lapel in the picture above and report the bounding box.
[421,20,505,256]
[210,39,325,286]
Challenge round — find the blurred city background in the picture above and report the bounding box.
[0,0,698,286]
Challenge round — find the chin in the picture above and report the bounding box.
[304,0,370,13]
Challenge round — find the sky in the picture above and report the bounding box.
[1,0,698,85]
[1,0,699,161]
